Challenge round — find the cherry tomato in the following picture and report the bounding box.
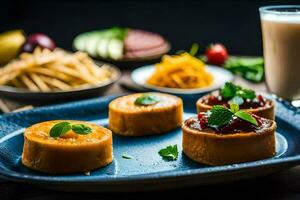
[205,43,228,65]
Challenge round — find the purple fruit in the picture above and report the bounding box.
[22,33,56,53]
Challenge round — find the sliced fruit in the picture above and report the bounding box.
[0,30,26,64]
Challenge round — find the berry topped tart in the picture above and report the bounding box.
[182,104,276,166]
[196,82,275,120]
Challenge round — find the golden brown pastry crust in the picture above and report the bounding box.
[196,94,275,120]
[109,93,183,136]
[22,120,113,174]
[182,118,276,166]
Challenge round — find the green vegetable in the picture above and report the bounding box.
[220,82,256,102]
[122,153,134,159]
[50,122,92,138]
[224,57,264,82]
[208,105,233,127]
[134,94,160,105]
[158,145,178,161]
[207,104,258,128]
[189,43,200,56]
[71,124,92,135]
[234,111,258,126]
[50,122,72,138]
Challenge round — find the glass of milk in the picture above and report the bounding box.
[260,5,300,100]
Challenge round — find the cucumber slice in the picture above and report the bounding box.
[97,38,110,58]
[107,39,124,60]
[85,34,102,57]
[73,34,89,51]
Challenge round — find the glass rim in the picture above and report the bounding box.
[259,5,300,15]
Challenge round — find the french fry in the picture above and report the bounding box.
[28,73,51,91]
[39,76,72,90]
[20,74,40,91]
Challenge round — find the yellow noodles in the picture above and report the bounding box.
[147,53,213,89]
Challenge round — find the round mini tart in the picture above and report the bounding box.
[21,120,113,174]
[196,93,275,120]
[182,116,276,166]
[108,93,183,136]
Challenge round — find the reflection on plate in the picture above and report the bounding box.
[131,65,234,95]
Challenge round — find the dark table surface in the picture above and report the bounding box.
[1,72,299,200]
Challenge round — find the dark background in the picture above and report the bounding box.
[0,0,299,55]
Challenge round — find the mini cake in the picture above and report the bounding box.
[182,104,276,166]
[22,120,113,174]
[196,82,275,120]
[109,93,183,136]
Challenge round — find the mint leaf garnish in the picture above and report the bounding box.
[230,103,239,113]
[208,105,233,127]
[134,94,160,105]
[220,82,239,98]
[50,122,92,138]
[236,89,256,99]
[234,111,258,126]
[50,122,71,138]
[159,145,178,161]
[122,153,134,159]
[220,82,256,100]
[207,104,258,128]
[71,124,92,135]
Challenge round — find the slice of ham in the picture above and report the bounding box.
[124,29,166,52]
[124,42,169,59]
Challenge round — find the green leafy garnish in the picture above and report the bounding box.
[236,88,256,99]
[230,103,239,113]
[220,82,256,105]
[208,105,233,127]
[134,94,160,106]
[224,57,264,83]
[189,43,200,56]
[108,27,128,40]
[122,153,134,159]
[208,103,258,127]
[234,111,258,126]
[50,122,72,138]
[159,145,178,161]
[50,122,92,138]
[71,124,92,135]
[220,82,240,98]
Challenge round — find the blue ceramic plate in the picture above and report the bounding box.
[0,94,299,192]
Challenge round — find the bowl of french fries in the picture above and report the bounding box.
[0,48,121,102]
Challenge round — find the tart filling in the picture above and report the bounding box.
[187,112,273,134]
